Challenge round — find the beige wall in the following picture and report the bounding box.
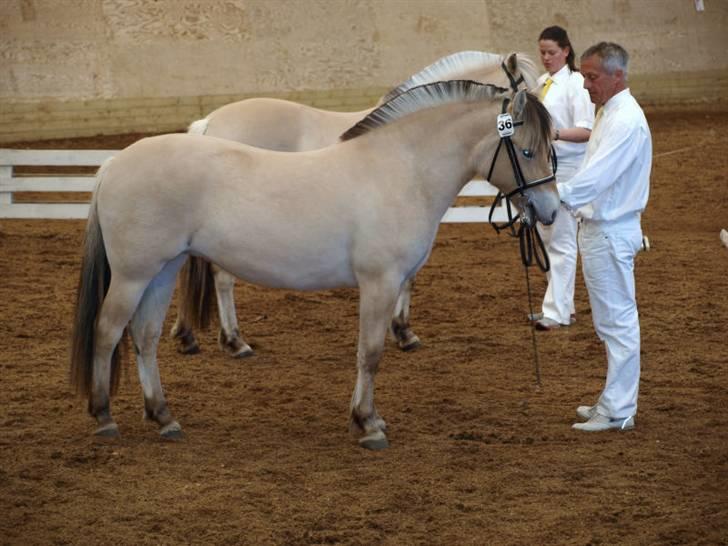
[1,0,727,142]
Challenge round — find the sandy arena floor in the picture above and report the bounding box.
[1,110,727,545]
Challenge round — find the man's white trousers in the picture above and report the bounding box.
[578,216,643,419]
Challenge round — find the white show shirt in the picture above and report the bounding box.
[557,89,652,222]
[537,65,594,171]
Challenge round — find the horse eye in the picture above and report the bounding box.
[522,149,533,159]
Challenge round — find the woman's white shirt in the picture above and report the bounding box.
[537,65,594,173]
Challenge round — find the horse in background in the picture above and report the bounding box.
[172,51,541,358]
[70,84,558,449]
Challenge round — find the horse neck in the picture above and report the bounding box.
[379,102,502,216]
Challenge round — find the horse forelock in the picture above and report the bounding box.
[517,93,552,158]
[341,80,509,141]
[380,51,506,103]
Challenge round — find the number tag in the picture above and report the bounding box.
[497,113,515,137]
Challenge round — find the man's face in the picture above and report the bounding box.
[581,55,622,107]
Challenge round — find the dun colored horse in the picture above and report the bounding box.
[70,83,557,449]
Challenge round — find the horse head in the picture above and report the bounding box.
[484,89,560,227]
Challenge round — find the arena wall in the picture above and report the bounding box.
[1,0,727,142]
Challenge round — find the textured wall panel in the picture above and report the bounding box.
[1,0,727,141]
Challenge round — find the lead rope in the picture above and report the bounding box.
[523,260,541,387]
[518,222,550,388]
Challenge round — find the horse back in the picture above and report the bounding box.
[205,98,369,151]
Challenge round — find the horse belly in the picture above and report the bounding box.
[192,228,358,291]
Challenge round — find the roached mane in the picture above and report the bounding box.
[380,51,509,104]
[340,80,509,141]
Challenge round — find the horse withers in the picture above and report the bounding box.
[70,84,557,449]
[172,51,541,358]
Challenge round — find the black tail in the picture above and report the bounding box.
[70,167,126,402]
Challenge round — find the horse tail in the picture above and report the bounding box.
[178,256,216,330]
[187,118,209,135]
[70,159,126,398]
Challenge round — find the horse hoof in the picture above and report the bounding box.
[358,430,389,450]
[177,340,200,355]
[160,421,184,440]
[94,422,120,438]
[230,345,254,359]
[398,334,422,352]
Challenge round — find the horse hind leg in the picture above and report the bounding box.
[130,255,188,439]
[90,277,151,438]
[212,265,253,358]
[389,277,421,351]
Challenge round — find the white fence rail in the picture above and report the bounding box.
[0,149,506,222]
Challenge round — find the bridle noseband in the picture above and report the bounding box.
[485,97,557,271]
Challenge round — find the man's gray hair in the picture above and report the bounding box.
[581,42,629,76]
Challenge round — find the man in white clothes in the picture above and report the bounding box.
[557,42,652,432]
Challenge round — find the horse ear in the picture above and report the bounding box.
[512,89,528,119]
[505,52,518,75]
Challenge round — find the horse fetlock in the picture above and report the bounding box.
[88,394,111,419]
[397,329,421,352]
[218,328,254,358]
[144,402,174,427]
[173,326,200,355]
[92,406,119,438]
[390,319,421,351]
[349,408,386,437]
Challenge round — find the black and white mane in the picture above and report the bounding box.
[341,80,552,159]
[341,80,509,141]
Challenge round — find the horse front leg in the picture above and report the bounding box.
[389,276,421,351]
[212,265,253,358]
[350,274,401,450]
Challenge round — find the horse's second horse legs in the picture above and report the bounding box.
[130,256,186,439]
[350,273,400,450]
[212,265,254,358]
[390,277,421,351]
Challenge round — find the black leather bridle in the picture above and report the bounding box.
[484,97,557,272]
[501,61,526,92]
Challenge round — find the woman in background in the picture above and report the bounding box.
[532,26,595,330]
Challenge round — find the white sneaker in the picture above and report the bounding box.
[572,414,635,432]
[576,405,597,420]
[528,312,544,322]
